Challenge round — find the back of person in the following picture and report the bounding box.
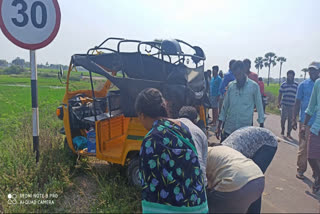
[178,117,208,186]
[206,146,264,192]
[222,126,277,159]
[206,146,265,213]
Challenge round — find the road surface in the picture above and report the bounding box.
[207,112,320,213]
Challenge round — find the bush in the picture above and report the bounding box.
[3,66,26,74]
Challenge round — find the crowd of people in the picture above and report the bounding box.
[133,59,320,213]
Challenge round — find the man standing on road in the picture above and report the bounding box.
[278,70,298,138]
[301,77,320,194]
[209,66,222,126]
[293,62,320,180]
[216,60,265,142]
[258,77,266,112]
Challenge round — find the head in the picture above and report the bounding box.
[308,62,320,82]
[229,59,236,70]
[243,59,251,74]
[219,70,224,78]
[231,60,246,88]
[206,69,212,79]
[179,106,198,124]
[286,70,295,83]
[258,77,263,82]
[212,66,219,76]
[135,88,168,130]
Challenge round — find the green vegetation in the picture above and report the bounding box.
[0,72,140,213]
[265,84,280,115]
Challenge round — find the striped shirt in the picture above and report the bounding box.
[279,81,298,106]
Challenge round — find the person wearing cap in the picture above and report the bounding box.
[293,62,320,180]
[209,66,222,126]
[178,106,208,187]
[300,64,320,194]
[278,70,299,138]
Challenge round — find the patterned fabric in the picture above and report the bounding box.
[222,127,278,158]
[296,79,316,126]
[305,79,320,136]
[279,81,298,106]
[139,119,207,212]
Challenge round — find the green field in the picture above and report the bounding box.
[0,73,140,213]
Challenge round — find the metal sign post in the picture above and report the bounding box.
[30,50,40,162]
[0,0,61,162]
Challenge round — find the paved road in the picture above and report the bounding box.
[207,112,320,213]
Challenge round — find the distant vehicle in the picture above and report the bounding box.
[56,37,209,186]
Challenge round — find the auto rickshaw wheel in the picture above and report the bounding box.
[127,156,140,187]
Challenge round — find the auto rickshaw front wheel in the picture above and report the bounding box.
[127,156,140,187]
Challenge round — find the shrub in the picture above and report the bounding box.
[3,66,25,74]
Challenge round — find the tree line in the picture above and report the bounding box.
[0,57,69,70]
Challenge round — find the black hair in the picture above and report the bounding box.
[219,70,224,78]
[179,106,198,122]
[231,60,245,73]
[229,59,236,69]
[135,88,168,118]
[258,77,263,81]
[212,65,219,72]
[287,70,295,76]
[243,59,251,67]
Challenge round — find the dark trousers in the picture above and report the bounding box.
[280,105,294,135]
[207,177,265,213]
[220,131,230,143]
[308,158,320,192]
[247,145,277,214]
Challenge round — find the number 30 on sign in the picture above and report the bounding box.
[0,0,61,50]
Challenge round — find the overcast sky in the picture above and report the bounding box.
[1,0,319,78]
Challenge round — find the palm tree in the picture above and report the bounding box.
[277,57,287,85]
[301,68,308,80]
[263,52,277,86]
[254,57,264,76]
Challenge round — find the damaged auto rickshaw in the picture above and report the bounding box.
[56,37,209,186]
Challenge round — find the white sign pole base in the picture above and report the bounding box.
[30,50,40,162]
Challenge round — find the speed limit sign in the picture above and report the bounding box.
[0,0,61,163]
[0,0,61,50]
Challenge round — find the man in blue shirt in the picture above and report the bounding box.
[210,66,222,126]
[218,59,236,96]
[293,62,320,179]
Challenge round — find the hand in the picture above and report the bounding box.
[299,125,306,140]
[215,127,221,140]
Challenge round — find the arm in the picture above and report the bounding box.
[278,92,282,108]
[254,84,265,127]
[301,81,319,138]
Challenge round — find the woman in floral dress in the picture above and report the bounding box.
[135,88,208,213]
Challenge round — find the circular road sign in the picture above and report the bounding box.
[0,0,61,50]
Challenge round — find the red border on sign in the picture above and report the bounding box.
[0,0,61,50]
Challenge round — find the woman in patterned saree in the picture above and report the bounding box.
[135,88,208,213]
